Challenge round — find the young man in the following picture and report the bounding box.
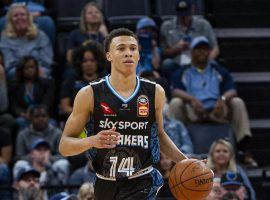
[59,28,188,199]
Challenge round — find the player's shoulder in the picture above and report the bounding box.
[155,83,165,95]
[76,84,93,98]
[139,77,157,85]
[89,77,106,86]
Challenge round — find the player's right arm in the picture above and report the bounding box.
[59,85,120,157]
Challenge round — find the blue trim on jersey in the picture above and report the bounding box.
[148,168,164,199]
[105,75,141,103]
[150,123,160,163]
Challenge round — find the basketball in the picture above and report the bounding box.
[168,159,214,200]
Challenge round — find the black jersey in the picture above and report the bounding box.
[88,75,160,179]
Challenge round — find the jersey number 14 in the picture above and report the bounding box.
[110,156,135,177]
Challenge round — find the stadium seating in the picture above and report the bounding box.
[102,0,151,31]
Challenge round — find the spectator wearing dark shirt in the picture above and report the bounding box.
[66,2,108,64]
[8,56,55,129]
[60,42,106,120]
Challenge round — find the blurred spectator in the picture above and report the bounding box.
[205,177,223,200]
[66,2,108,63]
[206,139,255,200]
[0,51,15,143]
[169,36,254,152]
[156,152,174,199]
[160,0,219,81]
[0,0,56,44]
[220,171,248,200]
[0,3,53,78]
[14,138,69,187]
[60,42,106,120]
[78,182,95,200]
[136,17,161,75]
[221,191,240,200]
[13,166,46,200]
[8,56,55,129]
[15,105,62,162]
[68,160,95,194]
[163,103,193,154]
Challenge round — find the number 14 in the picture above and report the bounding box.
[110,156,135,177]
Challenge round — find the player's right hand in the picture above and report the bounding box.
[92,127,121,149]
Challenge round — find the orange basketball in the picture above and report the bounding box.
[169,159,214,200]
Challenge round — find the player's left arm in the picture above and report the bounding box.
[155,84,188,163]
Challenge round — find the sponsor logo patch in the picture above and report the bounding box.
[100,102,116,116]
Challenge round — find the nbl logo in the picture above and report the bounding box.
[137,95,149,117]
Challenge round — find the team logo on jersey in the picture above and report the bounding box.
[137,95,149,117]
[100,102,116,116]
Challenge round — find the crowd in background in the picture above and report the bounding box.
[0,0,257,199]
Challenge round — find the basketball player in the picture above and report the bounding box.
[59,28,188,199]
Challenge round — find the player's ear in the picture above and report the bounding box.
[106,52,112,62]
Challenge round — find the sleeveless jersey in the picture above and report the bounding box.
[88,75,160,179]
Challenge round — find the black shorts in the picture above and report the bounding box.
[94,168,164,200]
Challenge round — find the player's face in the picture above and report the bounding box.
[212,143,231,166]
[106,36,140,76]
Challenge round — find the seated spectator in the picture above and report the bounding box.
[78,182,95,200]
[14,139,69,187]
[220,171,248,200]
[66,2,108,63]
[169,36,254,159]
[68,160,95,194]
[163,103,193,154]
[8,56,55,129]
[15,105,63,162]
[205,177,223,200]
[0,0,56,44]
[13,166,46,199]
[0,3,53,78]
[206,139,255,200]
[136,17,161,75]
[160,0,219,82]
[60,42,106,120]
[0,52,15,143]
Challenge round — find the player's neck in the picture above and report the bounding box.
[109,73,137,93]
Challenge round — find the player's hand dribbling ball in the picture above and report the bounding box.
[169,159,214,200]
